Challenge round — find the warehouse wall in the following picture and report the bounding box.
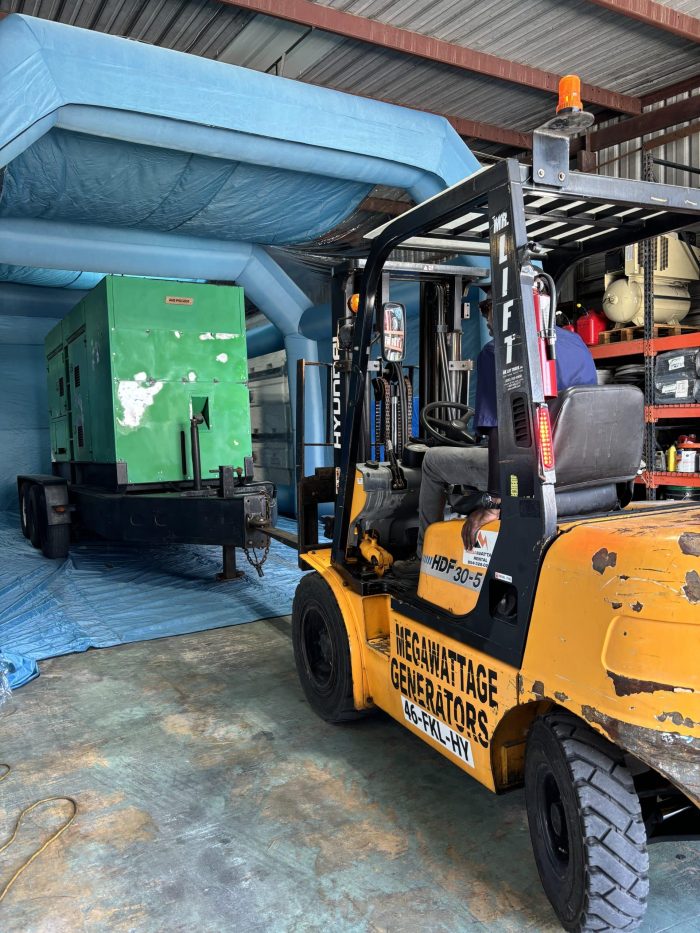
[597,89,700,186]
[0,307,60,510]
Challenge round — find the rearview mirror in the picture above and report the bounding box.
[381,302,406,363]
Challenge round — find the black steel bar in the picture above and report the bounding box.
[190,416,203,491]
[642,152,657,503]
[220,545,243,580]
[180,430,188,476]
[262,524,298,548]
[653,157,700,177]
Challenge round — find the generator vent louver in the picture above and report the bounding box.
[77,424,84,448]
[74,365,81,388]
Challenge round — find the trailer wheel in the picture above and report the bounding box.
[525,711,649,932]
[292,572,365,723]
[19,483,31,538]
[41,523,70,560]
[27,484,42,549]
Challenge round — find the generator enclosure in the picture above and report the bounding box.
[45,276,252,485]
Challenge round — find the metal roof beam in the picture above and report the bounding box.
[587,94,700,151]
[222,0,641,114]
[446,114,532,151]
[642,119,700,152]
[641,73,700,107]
[584,0,700,43]
[359,196,409,216]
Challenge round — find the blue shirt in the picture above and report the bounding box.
[475,327,597,429]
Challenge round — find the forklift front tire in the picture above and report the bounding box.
[292,572,366,724]
[525,711,649,932]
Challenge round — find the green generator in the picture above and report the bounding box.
[45,276,253,485]
[21,276,278,576]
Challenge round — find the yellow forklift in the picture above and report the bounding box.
[290,83,700,931]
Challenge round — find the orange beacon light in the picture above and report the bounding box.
[557,74,583,113]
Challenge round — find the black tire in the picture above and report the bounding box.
[525,711,649,932]
[291,572,366,723]
[41,523,70,560]
[19,482,31,538]
[27,484,42,550]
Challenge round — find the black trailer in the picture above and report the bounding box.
[17,462,276,579]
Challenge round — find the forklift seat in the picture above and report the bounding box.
[448,385,643,519]
[550,384,644,517]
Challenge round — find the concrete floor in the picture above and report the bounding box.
[0,619,698,933]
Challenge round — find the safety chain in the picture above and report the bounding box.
[242,490,272,578]
[373,376,389,460]
[372,371,413,460]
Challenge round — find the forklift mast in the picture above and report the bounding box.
[329,259,480,468]
[331,154,700,667]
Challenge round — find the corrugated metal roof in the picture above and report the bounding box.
[1,0,698,154]
[0,0,253,56]
[297,38,558,130]
[314,0,700,96]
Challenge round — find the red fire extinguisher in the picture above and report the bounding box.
[534,275,558,399]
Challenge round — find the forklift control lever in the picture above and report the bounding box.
[385,440,407,490]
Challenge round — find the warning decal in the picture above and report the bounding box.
[165,296,194,305]
[419,526,498,593]
[401,696,474,768]
[462,528,498,570]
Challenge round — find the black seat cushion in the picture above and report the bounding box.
[549,385,644,493]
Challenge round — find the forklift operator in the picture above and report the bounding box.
[393,299,597,579]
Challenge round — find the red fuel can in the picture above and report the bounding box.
[575,309,607,346]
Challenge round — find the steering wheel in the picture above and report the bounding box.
[420,401,476,447]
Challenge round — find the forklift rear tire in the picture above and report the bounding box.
[525,711,649,932]
[292,572,366,723]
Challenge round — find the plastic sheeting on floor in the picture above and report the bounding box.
[0,512,305,690]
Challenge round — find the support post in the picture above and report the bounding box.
[218,545,244,580]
